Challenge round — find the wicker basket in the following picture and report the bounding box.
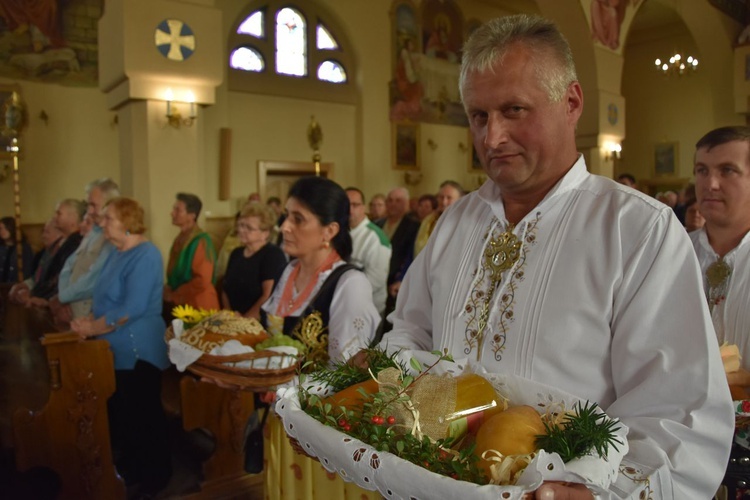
[166,326,301,389]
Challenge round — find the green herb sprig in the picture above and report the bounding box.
[535,401,622,463]
[306,348,406,392]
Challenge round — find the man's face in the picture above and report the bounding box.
[694,140,750,230]
[346,190,366,228]
[171,200,194,227]
[54,203,78,234]
[437,185,461,212]
[386,190,409,218]
[87,187,105,225]
[369,197,386,219]
[462,45,582,199]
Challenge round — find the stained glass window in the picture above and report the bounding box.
[237,11,264,37]
[229,2,353,101]
[318,60,346,83]
[317,24,338,50]
[230,47,265,72]
[276,7,306,77]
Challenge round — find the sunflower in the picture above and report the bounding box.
[172,304,201,324]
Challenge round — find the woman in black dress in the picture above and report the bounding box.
[221,203,286,319]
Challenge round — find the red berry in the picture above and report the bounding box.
[338,418,347,427]
[450,473,458,479]
[343,424,351,432]
[386,416,396,425]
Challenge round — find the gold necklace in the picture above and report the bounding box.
[706,257,731,313]
[475,223,521,361]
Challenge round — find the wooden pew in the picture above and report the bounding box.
[12,332,126,500]
[180,376,260,499]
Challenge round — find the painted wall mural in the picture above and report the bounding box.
[389,0,468,127]
[0,0,100,86]
[588,0,643,52]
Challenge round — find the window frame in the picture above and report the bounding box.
[228,1,357,104]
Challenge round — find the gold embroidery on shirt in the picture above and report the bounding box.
[618,465,653,499]
[706,257,731,313]
[464,214,539,361]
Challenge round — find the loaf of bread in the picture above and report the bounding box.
[181,311,269,353]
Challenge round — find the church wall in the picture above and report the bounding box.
[0,77,118,223]
[622,31,736,189]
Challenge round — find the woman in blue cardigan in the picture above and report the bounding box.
[71,197,171,497]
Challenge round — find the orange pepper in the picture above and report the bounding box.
[322,378,379,412]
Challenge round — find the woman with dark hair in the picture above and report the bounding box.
[262,176,380,500]
[0,216,33,283]
[71,197,172,497]
[262,176,378,359]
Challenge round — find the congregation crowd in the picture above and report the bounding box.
[2,12,750,500]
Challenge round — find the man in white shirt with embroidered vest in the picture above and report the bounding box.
[380,14,732,499]
[346,187,391,315]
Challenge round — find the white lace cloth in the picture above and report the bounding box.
[275,372,629,499]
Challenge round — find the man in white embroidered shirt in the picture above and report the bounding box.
[690,127,750,395]
[346,187,391,315]
[378,14,733,499]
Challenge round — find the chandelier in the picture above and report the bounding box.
[654,53,698,76]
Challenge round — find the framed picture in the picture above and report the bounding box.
[467,129,483,173]
[392,121,420,170]
[0,84,24,160]
[654,142,678,176]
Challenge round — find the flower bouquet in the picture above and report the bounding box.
[167,305,303,388]
[275,350,628,499]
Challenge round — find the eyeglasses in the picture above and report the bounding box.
[237,223,263,232]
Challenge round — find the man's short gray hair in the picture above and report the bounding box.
[389,186,410,200]
[459,14,578,103]
[86,178,120,202]
[59,198,87,222]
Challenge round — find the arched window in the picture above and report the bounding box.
[228,1,356,103]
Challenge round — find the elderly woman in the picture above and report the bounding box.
[0,216,33,283]
[221,203,286,319]
[263,176,380,500]
[71,197,171,496]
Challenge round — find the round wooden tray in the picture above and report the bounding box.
[166,326,301,389]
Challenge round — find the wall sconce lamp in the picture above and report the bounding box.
[165,88,197,128]
[426,138,438,151]
[604,142,622,161]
